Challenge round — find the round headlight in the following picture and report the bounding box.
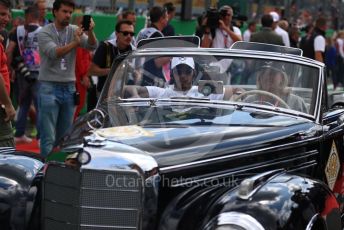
[77,150,91,165]
[215,212,265,230]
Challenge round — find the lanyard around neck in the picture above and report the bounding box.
[221,30,228,48]
[53,24,68,46]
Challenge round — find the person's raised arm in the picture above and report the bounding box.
[55,27,82,58]
[86,18,97,47]
[219,20,242,43]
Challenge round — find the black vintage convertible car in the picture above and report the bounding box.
[2,39,344,230]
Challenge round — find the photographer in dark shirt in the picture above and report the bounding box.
[200,5,242,48]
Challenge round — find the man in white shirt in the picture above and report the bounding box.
[313,17,327,63]
[126,57,227,100]
[269,11,290,47]
[243,21,256,42]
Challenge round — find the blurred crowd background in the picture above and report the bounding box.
[7,0,344,38]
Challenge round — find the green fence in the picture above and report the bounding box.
[10,10,198,41]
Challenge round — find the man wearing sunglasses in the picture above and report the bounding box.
[126,57,224,100]
[89,19,135,103]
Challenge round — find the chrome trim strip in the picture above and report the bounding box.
[217,212,265,230]
[81,187,140,192]
[160,142,319,172]
[80,224,136,229]
[237,169,283,200]
[170,155,318,187]
[0,147,15,154]
[306,214,320,230]
[134,49,324,67]
[80,206,139,211]
[288,161,318,172]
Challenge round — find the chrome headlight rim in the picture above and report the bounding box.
[215,211,265,230]
[77,150,91,165]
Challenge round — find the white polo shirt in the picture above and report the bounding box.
[146,85,223,100]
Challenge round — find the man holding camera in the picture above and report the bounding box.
[201,5,242,48]
[6,6,41,144]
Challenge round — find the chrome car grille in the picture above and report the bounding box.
[43,164,143,230]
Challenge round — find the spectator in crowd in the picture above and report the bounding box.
[37,0,97,157]
[278,19,289,32]
[7,16,24,94]
[140,55,171,87]
[0,16,9,48]
[6,6,41,144]
[136,6,168,45]
[0,0,15,147]
[108,10,136,44]
[162,2,176,36]
[299,17,327,62]
[72,15,92,119]
[89,19,135,107]
[335,30,344,89]
[243,20,256,42]
[299,23,314,51]
[250,14,284,46]
[269,11,290,47]
[201,5,242,48]
[289,26,300,48]
[325,36,337,89]
[8,16,24,36]
[35,0,50,26]
[195,13,206,39]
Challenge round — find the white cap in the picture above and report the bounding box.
[171,57,195,70]
[269,11,280,22]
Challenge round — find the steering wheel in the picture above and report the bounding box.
[233,90,290,109]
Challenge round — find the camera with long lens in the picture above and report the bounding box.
[205,7,247,30]
[13,56,35,82]
[206,8,220,30]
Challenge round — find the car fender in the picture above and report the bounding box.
[202,171,341,230]
[0,153,44,230]
[157,183,232,230]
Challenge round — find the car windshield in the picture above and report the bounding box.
[98,50,320,127]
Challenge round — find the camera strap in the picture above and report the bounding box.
[222,30,228,48]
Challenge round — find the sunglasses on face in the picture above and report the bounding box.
[173,66,193,75]
[119,31,135,37]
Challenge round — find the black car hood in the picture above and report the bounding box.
[91,113,318,168]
